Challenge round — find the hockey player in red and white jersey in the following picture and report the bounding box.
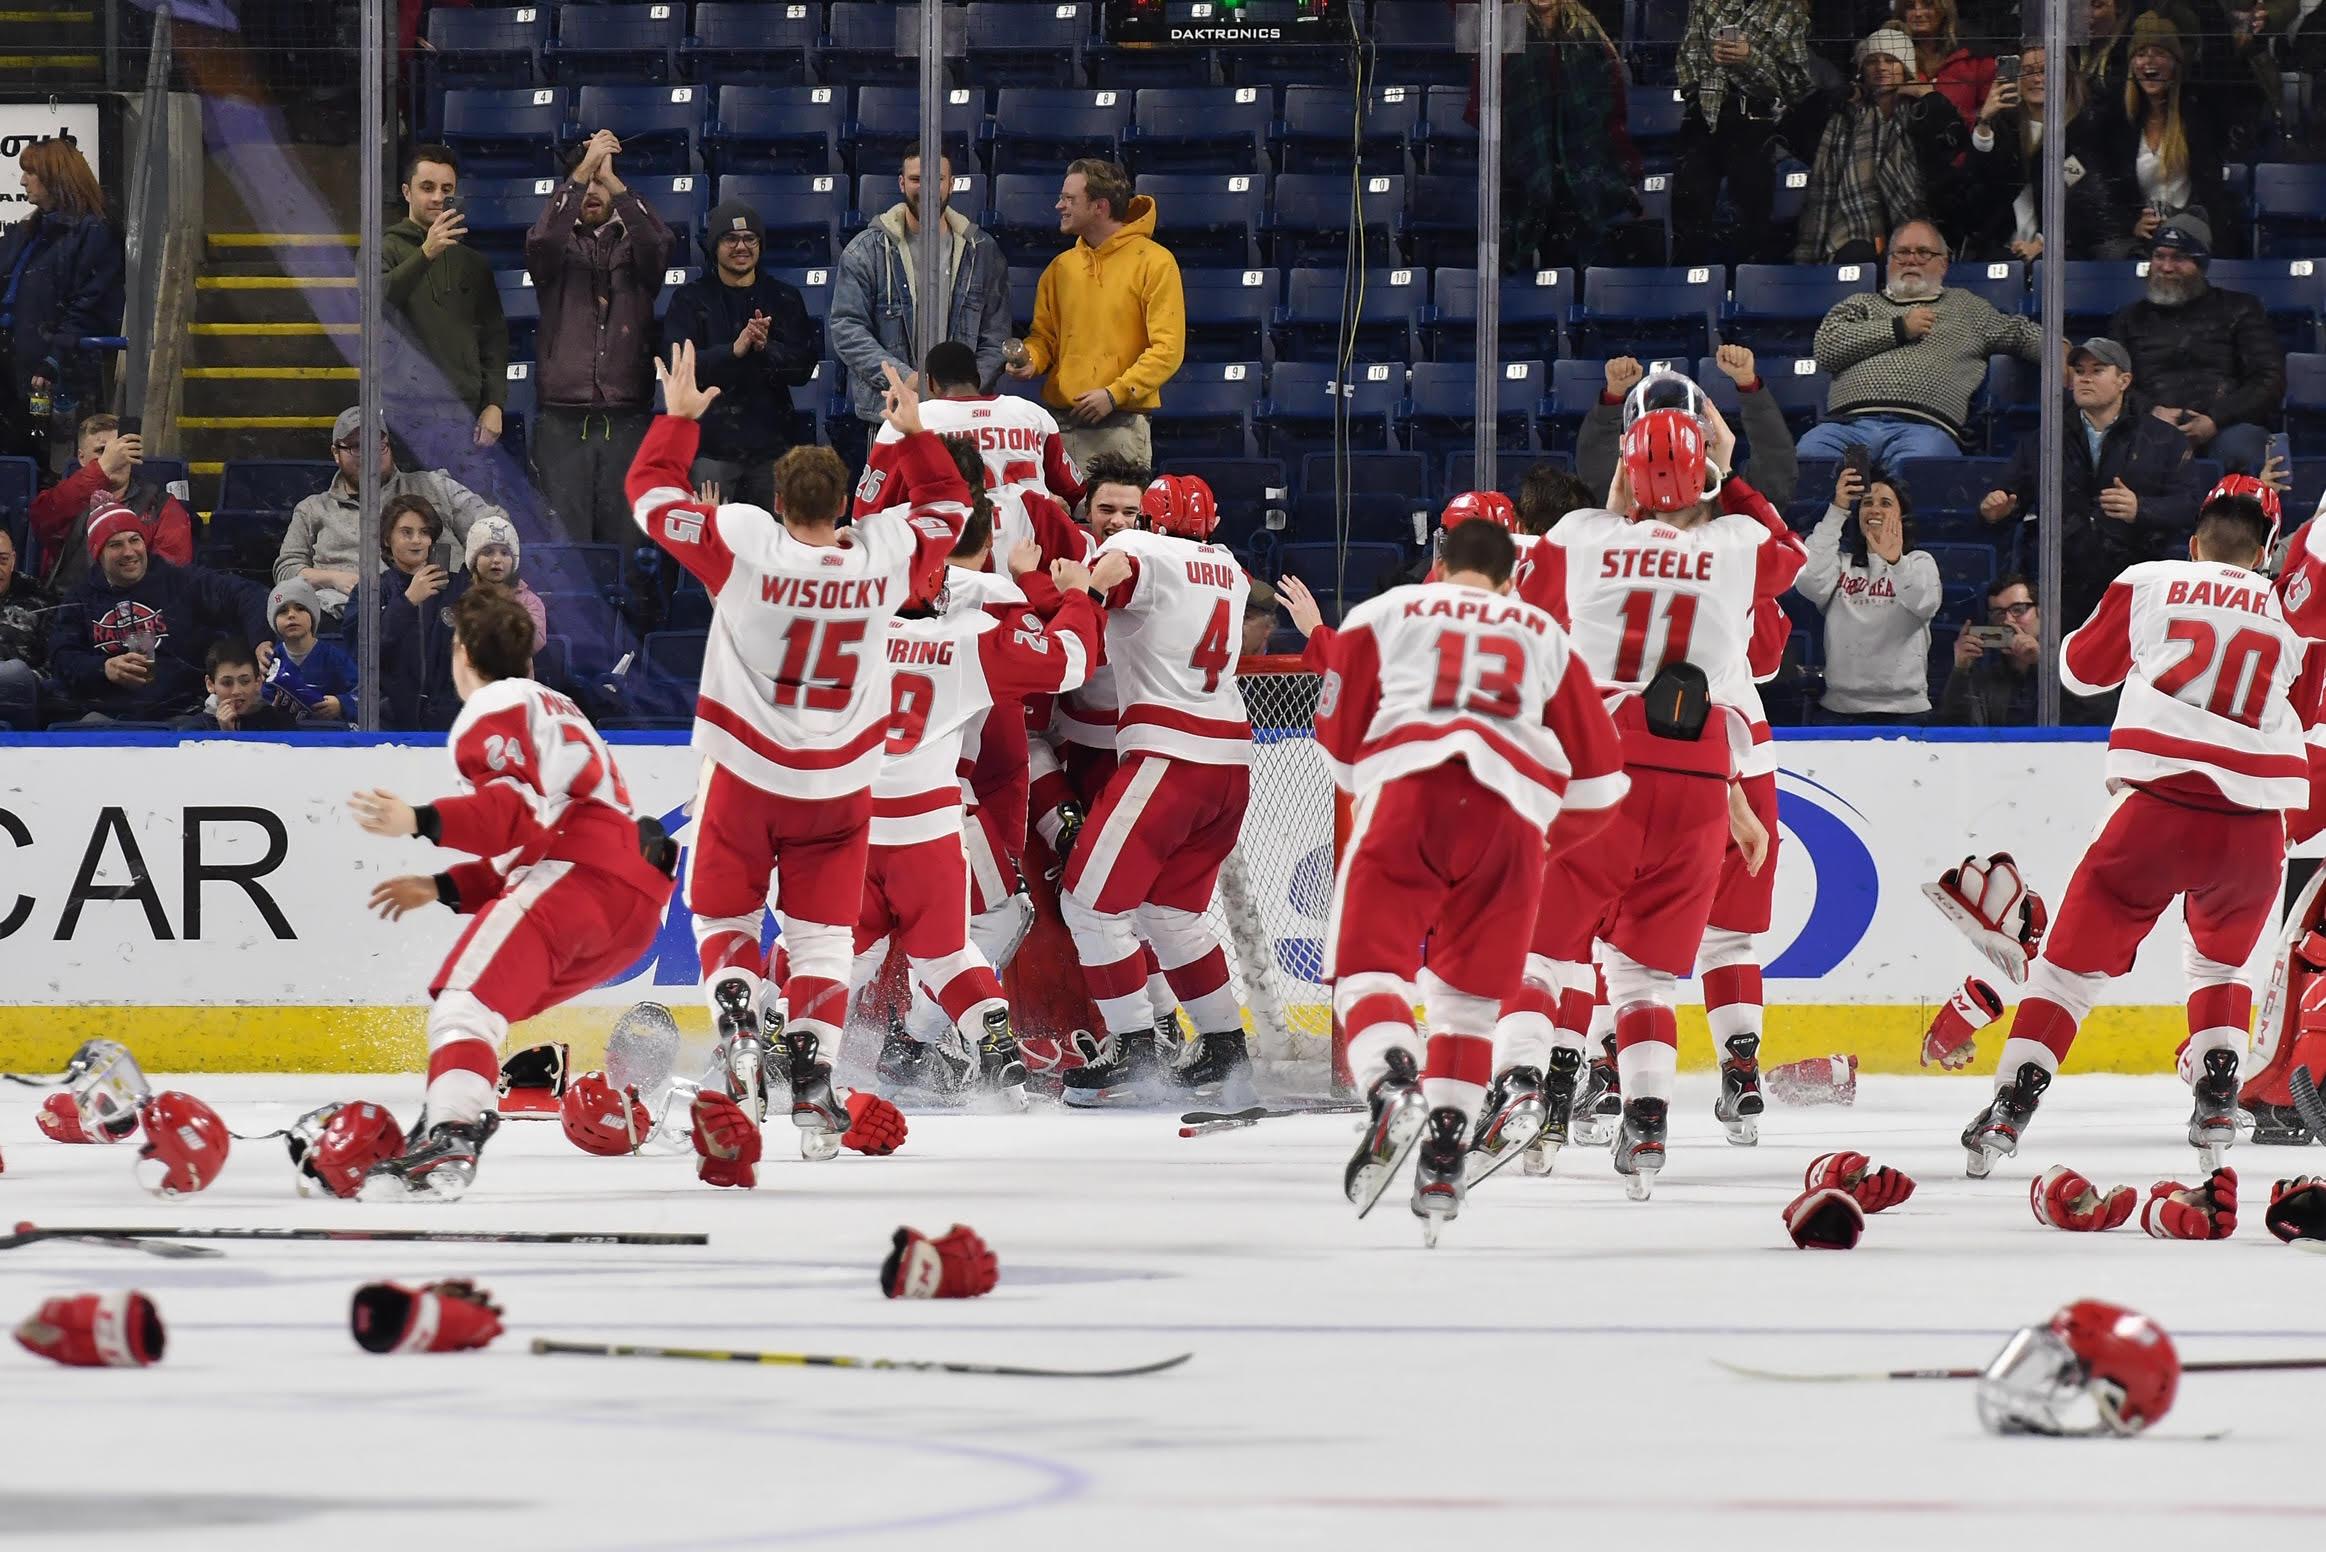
[350,587,676,1199]
[1305,520,1629,1240]
[853,487,1103,1101]
[1964,483,2323,1178]
[626,343,968,1160]
[1058,472,1258,1105]
[1486,384,1804,1197]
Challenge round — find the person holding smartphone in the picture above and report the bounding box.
[1936,574,2041,725]
[1796,456,1941,722]
[1672,0,1817,266]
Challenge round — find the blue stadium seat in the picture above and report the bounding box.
[140,456,190,494]
[1273,84,1423,174]
[1924,541,1996,594]
[851,172,986,226]
[1180,267,1280,360]
[1540,357,1612,454]
[1271,266,1427,364]
[666,578,715,632]
[714,174,846,264]
[572,84,708,174]
[531,543,624,593]
[440,87,570,177]
[498,274,542,359]
[1132,173,1262,267]
[1416,86,1476,175]
[217,460,334,513]
[788,360,837,446]
[1979,352,2039,453]
[683,1,820,87]
[1174,458,1289,552]
[1627,0,1692,84]
[1260,361,1404,461]
[642,630,709,683]
[1300,450,1432,502]
[1720,354,1832,438]
[1626,86,1688,175]
[965,3,1090,88]
[2031,260,2148,336]
[2254,164,2326,258]
[1571,265,1722,360]
[988,174,1075,262]
[988,89,1133,175]
[503,360,537,428]
[1267,173,1405,269]
[1403,174,1479,271]
[2203,259,2324,354]
[457,193,549,269]
[420,7,551,103]
[1275,542,1412,623]
[1008,266,1044,333]
[705,86,846,175]
[849,85,983,174]
[1948,258,2028,314]
[1123,87,1276,176]
[547,3,683,85]
[1422,266,1573,362]
[1891,458,2011,519]
[772,265,836,343]
[2285,353,2326,443]
[1726,262,1883,356]
[197,511,285,585]
[1149,361,1261,459]
[1631,172,1673,262]
[818,3,921,87]
[623,171,711,237]
[1403,359,1544,455]
[1372,2,1470,87]
[1292,479,1432,549]
[1440,449,1538,504]
[2291,458,2326,522]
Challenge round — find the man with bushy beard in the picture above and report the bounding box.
[1801,217,2044,467]
[2109,215,2283,476]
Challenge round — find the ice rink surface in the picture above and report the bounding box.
[3,1070,2321,1551]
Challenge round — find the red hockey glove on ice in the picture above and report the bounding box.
[1805,1151,1916,1212]
[1765,1055,1858,1106]
[350,1280,504,1354]
[1782,1185,1865,1249]
[1922,976,2004,1070]
[2266,1176,2326,1242]
[881,1224,999,1298]
[2029,1165,2136,1231]
[691,1090,761,1189]
[14,1290,165,1367]
[842,1091,908,1156]
[2144,1168,2239,1240]
[35,1092,131,1145]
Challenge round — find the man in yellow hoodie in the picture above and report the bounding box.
[1007,159,1186,468]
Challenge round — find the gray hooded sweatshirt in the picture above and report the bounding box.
[1797,503,1943,715]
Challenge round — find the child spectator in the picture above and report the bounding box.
[27,414,194,591]
[376,493,468,731]
[183,639,298,733]
[1795,462,1941,721]
[264,577,358,722]
[462,515,546,652]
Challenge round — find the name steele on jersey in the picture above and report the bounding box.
[761,574,892,611]
[1601,545,1716,582]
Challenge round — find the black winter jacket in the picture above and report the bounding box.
[2003,395,2203,624]
[0,208,124,399]
[658,270,819,464]
[377,566,471,732]
[0,570,51,667]
[2109,283,2287,434]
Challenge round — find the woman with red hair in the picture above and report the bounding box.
[0,135,122,459]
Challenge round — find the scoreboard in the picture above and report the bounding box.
[1104,0,1356,46]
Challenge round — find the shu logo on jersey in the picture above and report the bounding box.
[855,465,888,505]
[820,551,846,567]
[483,733,527,772]
[2288,568,2314,614]
[1315,669,1342,719]
[663,508,705,546]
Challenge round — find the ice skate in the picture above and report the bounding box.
[1344,1047,1427,1217]
[876,1015,971,1101]
[1172,1029,1255,1108]
[361,1113,499,1202]
[1571,1047,1620,1147]
[1410,1107,1470,1247]
[783,1029,847,1161]
[1961,1061,2052,1178]
[1061,1032,1170,1108]
[713,978,774,1124]
[2248,1102,2315,1147]
[1468,1065,1546,1185]
[1713,1032,1764,1147]
[975,1007,1029,1104]
[1611,1097,1667,1201]
[2187,1047,2241,1170]
[1523,1046,1583,1176]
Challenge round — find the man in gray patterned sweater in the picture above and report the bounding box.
[1799,220,2045,467]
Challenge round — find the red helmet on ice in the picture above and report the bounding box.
[1619,408,1711,514]
[300,1102,407,1199]
[1440,490,1519,533]
[134,1092,231,1197]
[2203,474,2284,555]
[560,1071,653,1156]
[1977,1299,2179,1437]
[1140,474,1218,540]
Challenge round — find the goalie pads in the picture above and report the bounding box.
[2029,1164,2136,1231]
[497,1042,569,1117]
[2142,1168,2239,1240]
[1923,976,2005,1070]
[2243,863,2326,1134]
[2265,1176,2326,1242]
[1922,853,2048,984]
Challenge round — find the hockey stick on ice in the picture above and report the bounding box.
[0,1223,707,1252]
[532,1337,1192,1379]
[1178,1102,1366,1138]
[1713,1356,2326,1383]
[5,1221,223,1259]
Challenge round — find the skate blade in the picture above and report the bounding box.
[1964,1136,2011,1179]
[358,1166,471,1204]
[1348,1103,1429,1219]
[1417,1200,1457,1248]
[969,1082,1030,1115]
[798,1128,842,1162]
[1720,1116,1760,1148]
[1620,1156,1662,1202]
[1520,1137,1562,1176]
[1468,1107,1546,1186]
[1570,1116,1615,1148]
[2195,1134,2232,1172]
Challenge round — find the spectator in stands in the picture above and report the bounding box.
[263,578,356,723]
[2109,214,2283,475]
[830,152,1012,468]
[1957,42,2136,261]
[1242,575,1281,659]
[1671,0,1816,267]
[180,639,297,734]
[0,136,121,463]
[526,129,674,550]
[1797,461,1941,721]
[47,505,270,724]
[0,525,49,729]
[463,515,546,652]
[1493,0,1647,268]
[1800,218,2042,462]
[1793,29,1958,261]
[660,202,818,512]
[274,407,502,623]
[1008,160,1185,468]
[2074,0,2137,106]
[376,493,467,731]
[381,144,509,472]
[1518,460,1598,533]
[1981,337,2203,621]
[28,413,193,592]
[1585,347,1801,508]
[1938,571,2041,724]
[1897,0,1995,124]
[2110,15,2235,253]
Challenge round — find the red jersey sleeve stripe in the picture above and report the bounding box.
[2061,582,2136,696]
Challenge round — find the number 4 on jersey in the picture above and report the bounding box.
[1191,601,1233,692]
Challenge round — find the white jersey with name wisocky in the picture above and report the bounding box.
[855,395,1087,567]
[1094,527,1253,766]
[626,418,968,801]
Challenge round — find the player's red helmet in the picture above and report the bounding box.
[1977,1299,2179,1437]
[1140,474,1219,540]
[1441,490,1520,533]
[560,1072,653,1157]
[300,1102,407,1199]
[1619,408,1711,514]
[2204,474,2284,554]
[134,1092,231,1197]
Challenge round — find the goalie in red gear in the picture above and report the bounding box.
[2242,865,2326,1144]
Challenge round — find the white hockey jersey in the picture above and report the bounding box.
[1314,582,1630,830]
[854,394,1087,567]
[1093,526,1253,766]
[628,418,967,800]
[2062,559,2321,812]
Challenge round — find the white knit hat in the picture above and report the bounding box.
[464,515,520,570]
[1857,27,1917,77]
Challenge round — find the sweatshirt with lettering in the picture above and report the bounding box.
[1797,503,1942,716]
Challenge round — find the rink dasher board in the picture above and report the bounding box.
[0,730,2276,1074]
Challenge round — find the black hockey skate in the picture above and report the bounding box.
[1571,1044,1621,1147]
[1344,1047,1428,1217]
[1173,1029,1255,1107]
[713,978,774,1123]
[1411,1107,1471,1246]
[1046,798,1087,884]
[2188,1047,2242,1169]
[1713,1032,1765,1147]
[1061,1031,1169,1108]
[876,1014,970,1100]
[976,1006,1029,1098]
[783,1029,848,1161]
[1962,1060,2052,1178]
[1523,1046,1584,1176]
[361,1113,500,1202]
[1468,1065,1547,1185]
[1611,1097,1668,1201]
